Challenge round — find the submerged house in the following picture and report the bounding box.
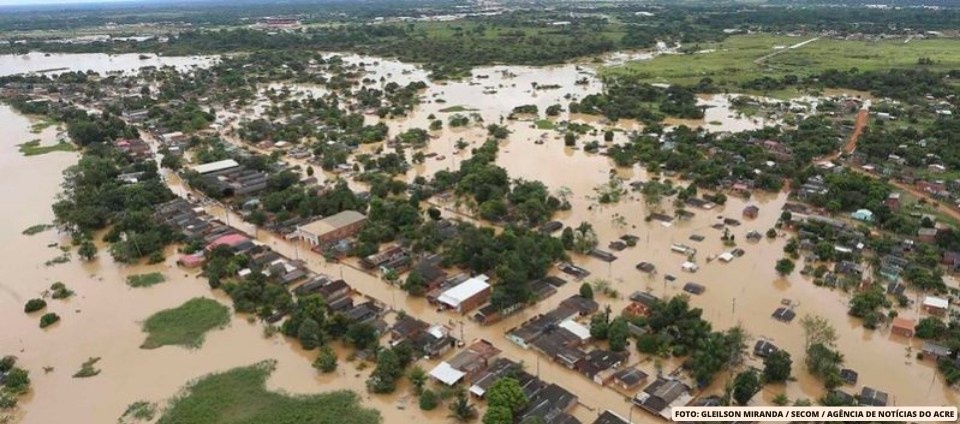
[633,378,692,420]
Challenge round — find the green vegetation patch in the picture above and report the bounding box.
[126,272,167,288]
[39,312,60,328]
[72,357,101,378]
[22,224,53,235]
[438,105,478,113]
[29,119,56,134]
[17,139,77,156]
[606,35,960,92]
[119,401,157,423]
[534,119,556,130]
[50,282,74,299]
[156,361,380,424]
[141,298,230,349]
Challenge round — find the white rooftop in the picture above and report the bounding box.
[924,296,949,309]
[429,362,465,386]
[191,159,239,175]
[718,252,734,262]
[438,275,490,308]
[558,319,591,341]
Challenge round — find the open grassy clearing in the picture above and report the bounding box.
[156,361,380,424]
[605,34,960,91]
[141,298,230,349]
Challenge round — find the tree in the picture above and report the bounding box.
[560,227,574,250]
[298,318,322,350]
[604,130,614,142]
[449,392,477,422]
[775,258,795,276]
[24,299,46,313]
[419,388,439,410]
[409,366,427,395]
[608,317,629,352]
[733,369,760,405]
[800,315,837,350]
[579,283,594,299]
[78,239,97,261]
[3,367,30,394]
[0,356,15,373]
[590,312,610,340]
[483,406,513,424]
[346,322,378,350]
[39,312,60,328]
[805,343,844,389]
[564,132,576,146]
[367,348,403,394]
[427,207,442,220]
[314,345,338,373]
[306,166,315,177]
[486,378,527,412]
[763,350,793,383]
[403,270,428,296]
[572,222,598,254]
[915,317,947,339]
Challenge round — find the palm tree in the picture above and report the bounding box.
[448,392,476,422]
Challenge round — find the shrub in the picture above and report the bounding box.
[419,389,438,410]
[24,298,47,313]
[39,313,60,328]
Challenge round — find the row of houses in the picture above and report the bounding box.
[156,198,390,328]
[432,349,583,424]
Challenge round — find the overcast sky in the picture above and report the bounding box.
[0,0,131,6]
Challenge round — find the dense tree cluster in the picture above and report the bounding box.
[633,296,747,386]
[571,78,703,124]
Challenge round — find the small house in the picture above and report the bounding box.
[633,378,692,420]
[592,411,631,424]
[921,341,952,361]
[840,368,858,385]
[517,383,580,424]
[575,349,628,385]
[923,296,949,315]
[560,295,599,316]
[743,205,759,219]
[437,275,492,314]
[858,387,889,406]
[890,317,915,338]
[612,367,648,391]
[885,192,901,211]
[918,227,939,243]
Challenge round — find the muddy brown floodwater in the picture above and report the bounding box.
[0,52,956,424]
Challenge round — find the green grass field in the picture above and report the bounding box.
[605,34,960,91]
[156,361,381,424]
[141,298,230,349]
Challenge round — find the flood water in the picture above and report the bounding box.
[0,52,956,424]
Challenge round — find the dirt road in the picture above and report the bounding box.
[753,37,821,65]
